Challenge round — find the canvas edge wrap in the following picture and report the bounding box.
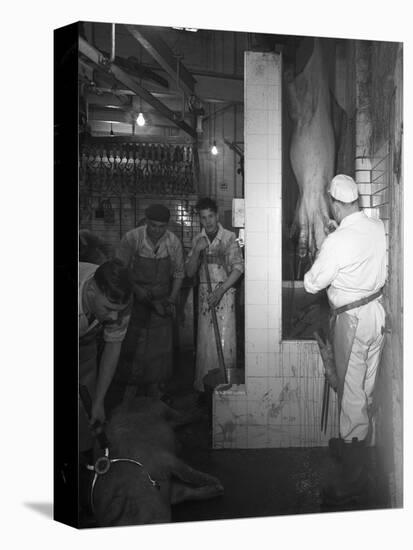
[54,21,80,528]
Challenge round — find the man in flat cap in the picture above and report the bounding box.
[304,174,387,505]
[113,204,185,402]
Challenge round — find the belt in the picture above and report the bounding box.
[331,288,383,319]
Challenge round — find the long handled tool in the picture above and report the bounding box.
[314,331,335,434]
[202,251,228,385]
[320,374,330,434]
[79,385,110,451]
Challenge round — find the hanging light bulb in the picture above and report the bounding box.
[136,112,146,127]
[211,140,218,155]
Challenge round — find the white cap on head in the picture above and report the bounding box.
[329,174,359,203]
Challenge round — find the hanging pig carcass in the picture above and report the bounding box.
[90,398,223,527]
[286,38,336,260]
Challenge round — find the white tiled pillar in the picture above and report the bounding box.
[244,52,282,392]
[212,52,338,449]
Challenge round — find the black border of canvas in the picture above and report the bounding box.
[53,21,80,528]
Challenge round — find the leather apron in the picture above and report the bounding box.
[330,288,383,409]
[331,312,358,409]
[118,252,173,386]
[194,252,236,392]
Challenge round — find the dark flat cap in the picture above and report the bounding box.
[145,204,170,222]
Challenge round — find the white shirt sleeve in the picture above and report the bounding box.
[185,234,200,262]
[304,234,340,294]
[116,231,135,267]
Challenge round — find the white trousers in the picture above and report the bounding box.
[337,300,386,442]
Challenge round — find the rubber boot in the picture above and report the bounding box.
[328,437,345,462]
[323,438,368,506]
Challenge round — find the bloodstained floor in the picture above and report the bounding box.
[91,349,391,528]
[165,351,391,523]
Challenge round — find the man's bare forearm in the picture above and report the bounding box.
[169,277,184,302]
[94,341,122,408]
[221,268,242,293]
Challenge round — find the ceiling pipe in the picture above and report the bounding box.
[110,23,116,63]
[175,54,186,122]
[78,37,197,139]
[125,25,196,97]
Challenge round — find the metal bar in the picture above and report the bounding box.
[110,23,116,62]
[85,74,243,104]
[371,187,389,198]
[79,37,197,139]
[371,170,388,180]
[324,383,330,433]
[371,154,391,171]
[79,384,110,450]
[109,64,197,138]
[321,377,328,431]
[125,25,196,97]
[223,138,244,158]
[370,186,389,196]
[204,103,236,122]
[202,252,228,385]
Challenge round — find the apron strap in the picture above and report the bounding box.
[331,288,383,319]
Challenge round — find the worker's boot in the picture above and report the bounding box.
[328,437,345,462]
[322,438,368,506]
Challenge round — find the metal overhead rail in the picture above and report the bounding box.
[224,139,244,157]
[78,36,197,139]
[125,25,197,98]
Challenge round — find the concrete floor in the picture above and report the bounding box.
[166,350,391,522]
[83,348,390,528]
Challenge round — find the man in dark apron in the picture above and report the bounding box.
[114,204,185,402]
[304,175,386,505]
[79,259,132,454]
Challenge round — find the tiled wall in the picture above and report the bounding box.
[356,147,391,271]
[213,52,338,449]
[213,342,338,449]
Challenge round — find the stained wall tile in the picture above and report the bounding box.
[246,159,269,184]
[246,110,269,135]
[246,328,268,353]
[246,256,268,281]
[246,85,270,110]
[246,135,268,160]
[246,377,268,400]
[246,207,268,232]
[246,280,268,305]
[246,231,268,256]
[247,305,268,330]
[246,351,269,377]
[247,425,268,448]
[245,183,268,207]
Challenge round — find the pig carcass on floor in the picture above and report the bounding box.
[90,398,223,527]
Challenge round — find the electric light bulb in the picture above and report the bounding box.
[211,142,218,155]
[136,112,146,127]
